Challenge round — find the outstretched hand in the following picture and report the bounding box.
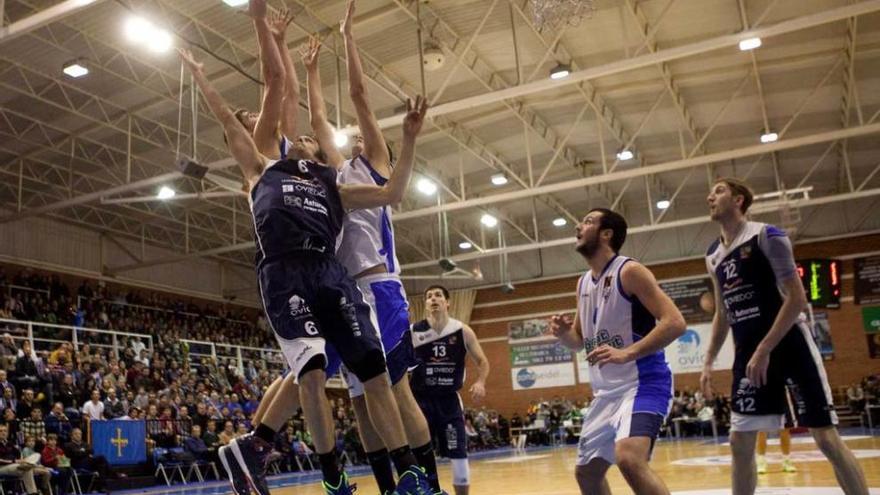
[299,35,322,70]
[268,7,294,40]
[549,314,573,339]
[177,48,204,74]
[340,0,355,36]
[402,95,429,138]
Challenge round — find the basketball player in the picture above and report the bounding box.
[334,2,445,494]
[550,208,686,495]
[700,178,868,495]
[176,4,433,493]
[410,285,490,495]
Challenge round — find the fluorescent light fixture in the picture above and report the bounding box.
[222,0,249,6]
[760,132,778,143]
[738,37,762,51]
[549,63,570,80]
[656,200,671,210]
[157,186,176,200]
[125,16,153,44]
[416,178,437,196]
[458,241,473,250]
[62,61,89,78]
[490,173,508,186]
[148,29,173,53]
[480,214,498,228]
[552,217,567,227]
[334,130,349,148]
[617,149,634,161]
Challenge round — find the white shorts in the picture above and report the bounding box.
[576,390,666,466]
[729,412,784,432]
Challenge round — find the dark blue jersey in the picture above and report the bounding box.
[705,221,802,355]
[410,318,467,395]
[250,159,343,265]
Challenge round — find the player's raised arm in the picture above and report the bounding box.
[249,0,286,158]
[178,49,263,185]
[588,262,685,367]
[462,324,490,401]
[341,0,390,176]
[339,96,427,209]
[300,36,345,169]
[267,7,300,143]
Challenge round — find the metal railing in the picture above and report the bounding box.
[0,317,154,359]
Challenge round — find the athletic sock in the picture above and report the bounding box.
[254,423,276,444]
[318,451,343,487]
[367,449,396,494]
[388,445,418,476]
[413,442,440,492]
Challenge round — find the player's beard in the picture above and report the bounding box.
[575,230,600,259]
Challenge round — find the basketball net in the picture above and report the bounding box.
[529,0,595,30]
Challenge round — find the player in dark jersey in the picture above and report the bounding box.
[177,3,433,492]
[701,177,868,495]
[410,285,490,495]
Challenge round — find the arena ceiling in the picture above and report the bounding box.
[1,0,879,294]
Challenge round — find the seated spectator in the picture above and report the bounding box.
[218,420,235,445]
[63,428,114,491]
[15,340,41,392]
[40,434,72,495]
[103,388,125,419]
[847,383,866,412]
[17,388,37,420]
[0,424,39,495]
[55,374,78,412]
[20,408,47,450]
[202,420,220,451]
[45,403,72,441]
[21,436,52,495]
[2,408,19,441]
[81,389,104,422]
[0,334,17,369]
[0,370,16,400]
[0,386,16,412]
[182,424,210,461]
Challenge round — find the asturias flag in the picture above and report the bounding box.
[91,420,146,465]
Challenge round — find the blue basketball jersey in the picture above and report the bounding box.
[249,159,343,265]
[410,318,467,394]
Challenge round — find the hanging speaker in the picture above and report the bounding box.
[177,156,208,179]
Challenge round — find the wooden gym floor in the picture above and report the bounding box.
[267,432,880,495]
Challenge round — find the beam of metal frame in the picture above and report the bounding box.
[401,187,880,270]
[393,122,880,220]
[370,0,880,129]
[0,0,106,44]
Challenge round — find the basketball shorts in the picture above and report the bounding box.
[257,253,385,383]
[415,392,468,459]
[576,388,668,466]
[342,273,414,398]
[729,322,837,432]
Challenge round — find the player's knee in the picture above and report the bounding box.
[811,427,840,456]
[575,464,602,487]
[298,357,327,391]
[451,458,470,486]
[614,447,646,476]
[729,432,756,459]
[349,350,388,384]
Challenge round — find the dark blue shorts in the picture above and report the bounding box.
[257,253,385,383]
[415,392,467,459]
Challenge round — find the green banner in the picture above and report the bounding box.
[861,306,880,334]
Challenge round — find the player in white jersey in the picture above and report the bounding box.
[701,178,868,495]
[334,3,443,494]
[550,208,685,495]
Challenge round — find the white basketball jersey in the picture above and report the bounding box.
[577,256,672,398]
[336,155,400,276]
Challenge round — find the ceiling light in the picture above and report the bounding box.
[552,217,567,227]
[617,150,634,161]
[490,173,508,186]
[458,241,473,250]
[480,214,498,228]
[334,130,349,148]
[157,186,176,200]
[125,16,154,44]
[222,0,249,6]
[549,63,570,80]
[738,37,762,51]
[147,29,173,53]
[62,60,89,78]
[416,178,437,196]
[760,132,778,143]
[656,200,671,210]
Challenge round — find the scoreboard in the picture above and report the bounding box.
[796,259,841,309]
